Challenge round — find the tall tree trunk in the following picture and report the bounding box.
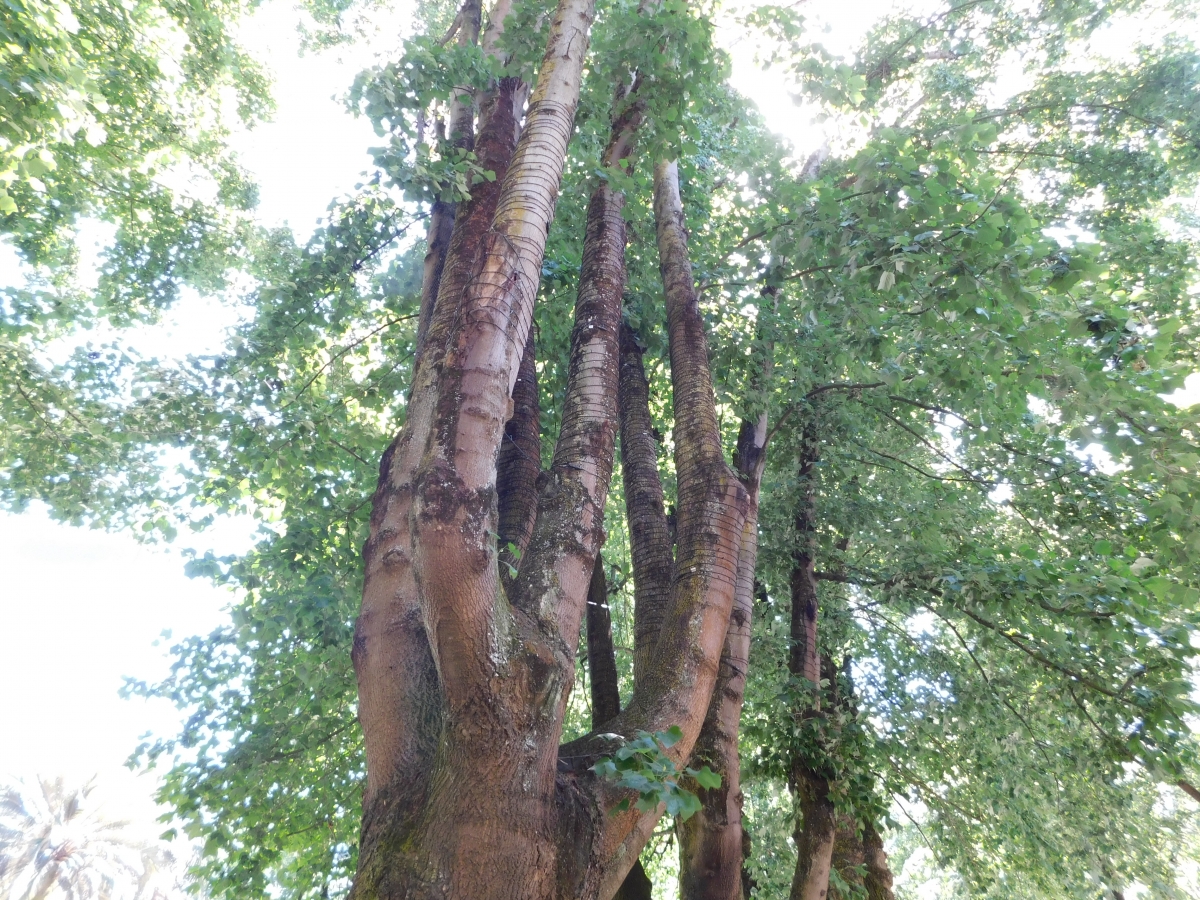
[497,324,541,580]
[349,0,598,893]
[786,421,837,900]
[577,159,748,900]
[619,321,674,687]
[415,0,483,349]
[791,770,837,900]
[586,555,654,900]
[351,3,748,892]
[677,334,771,900]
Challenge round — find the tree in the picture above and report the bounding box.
[5,0,1200,898]
[0,776,181,900]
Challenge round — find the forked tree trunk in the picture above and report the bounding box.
[349,0,748,895]
[350,0,601,892]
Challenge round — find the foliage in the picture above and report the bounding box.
[591,726,722,821]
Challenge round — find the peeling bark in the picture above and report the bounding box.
[351,5,751,897]
[349,0,597,893]
[587,161,749,900]
[352,20,526,838]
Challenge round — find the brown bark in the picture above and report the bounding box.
[352,8,749,899]
[863,823,896,900]
[415,0,483,350]
[352,20,526,827]
[790,419,821,689]
[828,815,865,900]
[588,555,623,727]
[349,0,597,894]
[1178,779,1200,804]
[586,555,655,900]
[497,325,541,580]
[416,193,455,350]
[785,420,837,900]
[791,771,837,900]
[677,392,769,900]
[577,160,748,900]
[619,321,674,687]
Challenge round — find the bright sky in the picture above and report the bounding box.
[0,0,403,857]
[0,0,1196,892]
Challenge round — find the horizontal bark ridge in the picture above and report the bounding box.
[619,321,675,687]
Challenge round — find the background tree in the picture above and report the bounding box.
[0,776,182,900]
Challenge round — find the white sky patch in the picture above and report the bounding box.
[1164,371,1200,409]
[228,2,410,238]
[0,505,233,819]
[723,0,902,158]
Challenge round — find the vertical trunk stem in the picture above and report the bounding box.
[587,555,655,900]
[619,321,674,686]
